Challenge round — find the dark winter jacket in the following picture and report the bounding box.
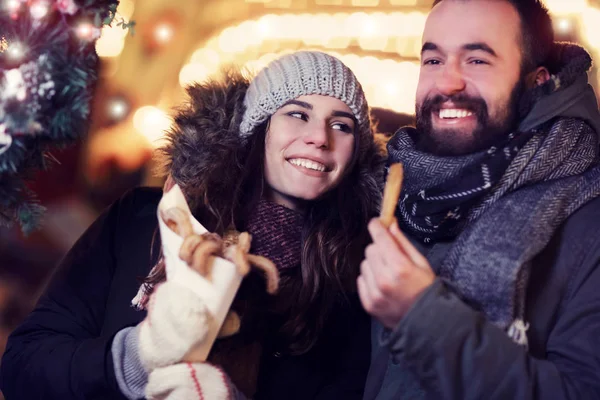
[0,71,383,400]
[364,45,600,400]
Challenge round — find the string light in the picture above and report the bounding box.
[77,22,92,37]
[6,41,25,61]
[106,95,130,122]
[179,11,429,113]
[30,0,50,20]
[154,23,174,44]
[4,0,20,13]
[176,5,599,115]
[76,22,101,41]
[557,18,571,33]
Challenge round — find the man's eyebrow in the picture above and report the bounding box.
[463,42,498,57]
[421,42,498,58]
[281,99,313,109]
[421,42,438,54]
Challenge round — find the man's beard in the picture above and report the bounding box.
[414,79,525,156]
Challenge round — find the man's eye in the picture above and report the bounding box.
[469,59,489,65]
[287,111,308,121]
[423,59,441,66]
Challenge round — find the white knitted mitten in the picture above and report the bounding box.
[138,281,211,372]
[146,362,235,400]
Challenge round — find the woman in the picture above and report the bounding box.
[0,51,383,399]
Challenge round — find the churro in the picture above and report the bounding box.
[380,163,404,228]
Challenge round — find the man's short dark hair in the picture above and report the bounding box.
[431,0,554,72]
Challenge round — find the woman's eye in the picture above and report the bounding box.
[332,122,353,133]
[287,111,308,121]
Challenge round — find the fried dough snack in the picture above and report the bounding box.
[380,163,404,228]
[159,207,280,358]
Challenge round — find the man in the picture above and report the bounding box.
[358,0,600,398]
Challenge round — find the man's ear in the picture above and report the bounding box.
[526,66,551,88]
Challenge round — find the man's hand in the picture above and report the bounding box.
[358,218,436,329]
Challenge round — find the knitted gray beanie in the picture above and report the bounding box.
[240,51,371,141]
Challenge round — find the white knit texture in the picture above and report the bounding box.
[138,281,211,372]
[240,51,368,138]
[146,363,232,400]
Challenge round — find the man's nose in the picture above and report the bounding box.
[435,62,466,97]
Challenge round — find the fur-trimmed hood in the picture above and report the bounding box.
[155,69,384,219]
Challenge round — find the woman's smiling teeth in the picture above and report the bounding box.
[288,158,327,172]
[439,109,474,119]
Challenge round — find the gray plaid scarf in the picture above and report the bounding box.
[388,116,600,337]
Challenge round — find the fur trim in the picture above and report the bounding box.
[155,70,250,213]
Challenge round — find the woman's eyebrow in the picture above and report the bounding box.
[332,111,356,122]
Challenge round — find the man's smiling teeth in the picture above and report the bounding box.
[439,109,473,119]
[289,158,327,172]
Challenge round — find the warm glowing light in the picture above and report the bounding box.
[95,0,133,57]
[30,1,50,19]
[247,51,419,114]
[96,16,128,58]
[256,14,274,38]
[219,27,244,53]
[180,11,436,114]
[190,48,221,68]
[78,23,92,37]
[133,106,171,147]
[179,63,212,87]
[543,0,587,15]
[96,37,125,57]
[581,7,600,52]
[6,41,25,60]
[76,22,100,40]
[116,0,135,19]
[106,96,130,121]
[557,18,571,32]
[352,0,379,6]
[154,24,174,43]
[4,0,20,13]
[389,0,417,5]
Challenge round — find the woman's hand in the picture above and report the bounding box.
[137,281,212,371]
